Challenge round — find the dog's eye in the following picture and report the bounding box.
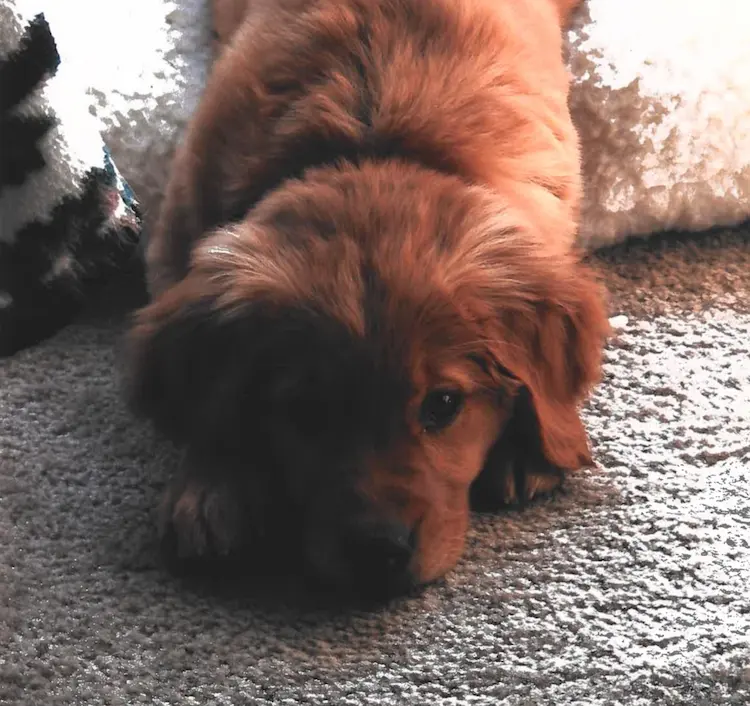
[419,389,464,433]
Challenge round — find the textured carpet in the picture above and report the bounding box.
[1,227,750,705]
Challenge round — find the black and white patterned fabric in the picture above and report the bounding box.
[0,3,142,357]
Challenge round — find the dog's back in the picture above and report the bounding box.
[149,0,581,293]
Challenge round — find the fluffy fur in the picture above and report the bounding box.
[126,0,609,598]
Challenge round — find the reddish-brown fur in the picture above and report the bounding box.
[126,0,609,596]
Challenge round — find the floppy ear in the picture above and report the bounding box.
[125,222,310,450]
[128,212,368,451]
[469,255,610,509]
[494,262,609,469]
[124,275,260,448]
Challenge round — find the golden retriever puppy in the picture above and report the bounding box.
[125,0,609,599]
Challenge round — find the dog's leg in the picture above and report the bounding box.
[469,388,568,511]
[158,450,266,561]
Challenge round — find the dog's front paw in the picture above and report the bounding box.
[469,445,565,512]
[159,476,245,560]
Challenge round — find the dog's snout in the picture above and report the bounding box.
[345,520,416,596]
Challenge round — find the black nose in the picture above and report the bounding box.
[345,520,416,598]
[344,522,416,598]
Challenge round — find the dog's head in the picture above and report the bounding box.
[127,161,608,596]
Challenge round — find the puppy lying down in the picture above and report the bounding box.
[126,0,610,599]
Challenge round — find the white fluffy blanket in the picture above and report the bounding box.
[37,0,750,250]
[569,1,750,248]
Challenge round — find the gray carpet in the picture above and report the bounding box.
[1,228,749,705]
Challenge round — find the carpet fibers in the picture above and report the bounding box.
[1,228,749,705]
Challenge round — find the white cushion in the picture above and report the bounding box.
[570,0,750,248]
